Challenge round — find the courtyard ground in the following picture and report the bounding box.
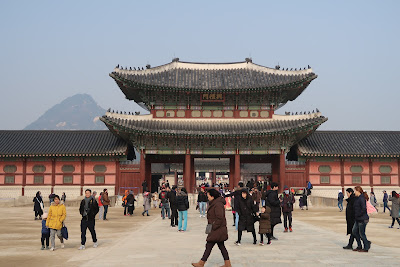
[0,205,399,266]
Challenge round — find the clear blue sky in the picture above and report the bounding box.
[0,0,399,130]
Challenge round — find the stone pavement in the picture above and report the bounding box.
[66,208,400,267]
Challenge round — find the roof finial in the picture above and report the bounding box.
[275,64,280,70]
[245,57,252,63]
[129,67,132,70]
[146,64,151,69]
[116,64,119,68]
[172,57,179,62]
[308,65,311,69]
[107,108,111,112]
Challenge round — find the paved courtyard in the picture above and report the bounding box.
[0,205,399,267]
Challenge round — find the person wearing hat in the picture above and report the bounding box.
[280,185,295,232]
[41,212,50,250]
[198,186,208,218]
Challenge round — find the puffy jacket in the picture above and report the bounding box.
[41,219,50,235]
[169,190,177,207]
[263,190,282,226]
[280,193,295,213]
[102,192,110,205]
[259,206,272,234]
[206,197,228,242]
[79,197,99,221]
[197,191,208,203]
[237,196,257,232]
[46,203,66,230]
[177,191,189,211]
[354,194,369,222]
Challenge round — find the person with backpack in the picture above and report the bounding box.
[159,187,170,219]
[280,185,295,233]
[78,189,99,250]
[338,190,344,212]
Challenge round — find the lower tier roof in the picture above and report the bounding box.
[0,131,127,158]
[298,131,400,157]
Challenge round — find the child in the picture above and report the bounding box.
[258,206,272,245]
[152,192,159,209]
[41,213,50,250]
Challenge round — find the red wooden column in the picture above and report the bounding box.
[229,156,235,190]
[369,158,373,192]
[398,159,400,187]
[80,158,85,196]
[340,158,345,193]
[190,156,195,192]
[184,153,191,190]
[51,158,56,194]
[174,170,178,187]
[279,151,286,192]
[22,158,27,196]
[305,158,310,185]
[212,171,217,186]
[115,159,120,195]
[234,153,241,187]
[145,159,151,192]
[271,155,279,185]
[140,150,146,190]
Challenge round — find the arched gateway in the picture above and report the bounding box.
[101,59,327,192]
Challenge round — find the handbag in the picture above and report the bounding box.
[61,222,68,240]
[205,223,213,234]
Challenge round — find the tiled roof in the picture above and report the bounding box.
[111,60,316,92]
[0,131,127,158]
[298,131,400,157]
[100,113,327,137]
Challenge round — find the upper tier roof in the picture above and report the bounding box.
[110,59,317,92]
[101,111,327,137]
[0,131,127,158]
[298,131,400,158]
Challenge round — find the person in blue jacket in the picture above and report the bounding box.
[41,213,50,250]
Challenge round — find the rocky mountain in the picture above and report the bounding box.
[24,94,107,130]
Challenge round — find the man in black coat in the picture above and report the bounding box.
[343,188,356,249]
[79,189,99,250]
[169,186,178,227]
[263,182,281,240]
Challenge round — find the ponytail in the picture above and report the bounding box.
[363,192,369,201]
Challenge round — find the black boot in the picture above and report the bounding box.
[343,245,352,250]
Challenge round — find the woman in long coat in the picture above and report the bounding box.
[388,191,400,228]
[235,189,257,245]
[263,182,282,240]
[33,191,44,220]
[142,191,151,216]
[343,188,356,249]
[192,189,231,267]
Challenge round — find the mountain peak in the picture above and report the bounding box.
[24,94,107,130]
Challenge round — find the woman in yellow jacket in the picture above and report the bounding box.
[46,195,66,251]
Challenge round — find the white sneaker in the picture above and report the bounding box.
[50,247,55,251]
[61,243,65,249]
[93,242,98,248]
[78,245,85,250]
[199,215,202,217]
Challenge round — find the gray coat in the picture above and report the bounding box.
[389,196,399,218]
[143,193,151,211]
[370,195,377,207]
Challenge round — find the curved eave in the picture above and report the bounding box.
[299,153,400,158]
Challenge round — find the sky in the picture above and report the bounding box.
[0,0,399,130]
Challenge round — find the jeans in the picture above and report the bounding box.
[103,205,109,220]
[50,229,63,248]
[161,202,171,219]
[171,206,178,226]
[384,202,391,213]
[235,212,239,230]
[199,202,207,216]
[352,221,370,250]
[41,233,50,247]
[81,219,97,245]
[99,206,104,220]
[338,201,343,211]
[283,211,292,229]
[261,200,265,207]
[201,241,229,261]
[178,210,188,231]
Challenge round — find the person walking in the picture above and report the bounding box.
[159,187,170,219]
[280,186,295,233]
[61,192,66,203]
[197,186,208,218]
[370,192,378,212]
[78,189,99,250]
[98,192,104,220]
[102,189,110,220]
[192,189,231,267]
[40,212,50,250]
[33,191,44,220]
[352,186,371,252]
[46,195,66,251]
[338,190,344,212]
[263,182,281,240]
[122,190,129,216]
[225,182,244,231]
[152,191,159,209]
[170,186,178,227]
[388,191,400,229]
[258,206,272,245]
[343,188,356,250]
[177,187,189,232]
[126,190,136,216]
[142,191,151,216]
[235,189,258,245]
[383,191,391,213]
